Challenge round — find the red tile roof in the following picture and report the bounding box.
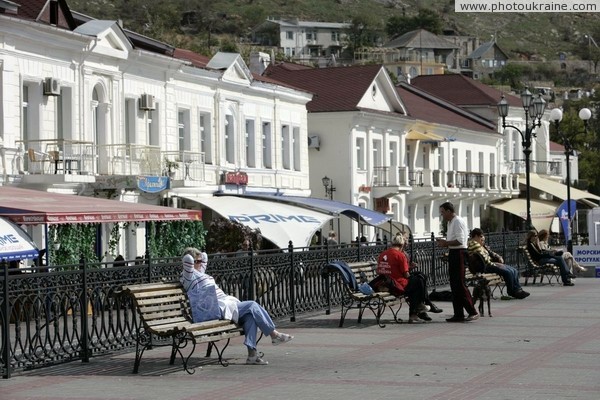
[264,63,384,112]
[397,83,496,133]
[10,0,74,29]
[173,48,211,68]
[411,74,522,107]
[549,141,565,152]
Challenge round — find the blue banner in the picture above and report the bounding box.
[137,176,169,193]
[557,199,577,240]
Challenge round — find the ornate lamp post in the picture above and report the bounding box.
[322,176,336,229]
[497,90,547,230]
[548,107,591,253]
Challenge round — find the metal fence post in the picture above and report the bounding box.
[430,232,437,289]
[288,241,296,322]
[2,263,11,378]
[80,257,90,363]
[249,246,255,301]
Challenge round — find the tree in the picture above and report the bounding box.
[386,8,443,39]
[551,98,600,196]
[205,218,263,253]
[344,15,383,52]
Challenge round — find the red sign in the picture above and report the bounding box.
[224,171,248,186]
[375,197,390,213]
[359,185,372,193]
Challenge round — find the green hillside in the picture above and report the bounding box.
[66,0,600,62]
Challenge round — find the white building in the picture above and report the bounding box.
[264,63,518,240]
[252,18,350,65]
[0,1,313,256]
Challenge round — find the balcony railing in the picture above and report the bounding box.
[15,140,206,181]
[510,159,562,177]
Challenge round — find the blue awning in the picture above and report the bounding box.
[218,194,392,226]
[0,217,39,261]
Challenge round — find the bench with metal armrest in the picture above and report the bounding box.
[120,282,242,374]
[322,260,405,328]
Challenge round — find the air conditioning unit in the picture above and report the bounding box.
[139,94,156,111]
[308,135,320,150]
[43,77,61,96]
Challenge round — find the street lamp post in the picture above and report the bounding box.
[497,89,547,230]
[322,176,336,229]
[548,107,591,253]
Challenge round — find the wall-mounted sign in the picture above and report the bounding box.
[358,185,372,193]
[223,171,248,186]
[137,176,169,193]
[375,197,389,213]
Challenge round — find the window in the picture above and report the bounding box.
[148,107,159,147]
[225,114,235,164]
[306,31,316,40]
[125,98,136,154]
[246,119,255,167]
[372,139,382,167]
[286,31,293,40]
[389,141,398,167]
[282,125,290,170]
[356,137,365,170]
[331,31,339,41]
[293,127,300,171]
[200,112,212,164]
[262,122,272,169]
[424,205,430,233]
[178,109,191,153]
[22,85,30,145]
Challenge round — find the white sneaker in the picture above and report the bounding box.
[415,303,431,313]
[272,333,294,346]
[246,356,269,365]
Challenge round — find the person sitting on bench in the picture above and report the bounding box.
[525,230,574,286]
[467,228,530,299]
[181,247,293,365]
[368,233,440,323]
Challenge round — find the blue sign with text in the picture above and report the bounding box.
[137,176,169,193]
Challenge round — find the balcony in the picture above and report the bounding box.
[14,140,206,187]
[510,159,563,178]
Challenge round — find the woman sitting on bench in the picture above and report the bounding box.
[181,247,293,365]
[525,231,574,286]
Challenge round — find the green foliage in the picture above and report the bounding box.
[49,224,98,266]
[551,98,600,196]
[386,8,443,39]
[205,218,262,253]
[147,220,206,258]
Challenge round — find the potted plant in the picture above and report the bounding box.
[164,158,179,178]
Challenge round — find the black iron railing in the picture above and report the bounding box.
[1,231,528,378]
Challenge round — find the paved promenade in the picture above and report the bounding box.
[2,277,600,400]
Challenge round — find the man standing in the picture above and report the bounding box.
[437,202,478,322]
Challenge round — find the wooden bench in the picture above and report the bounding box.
[323,260,404,328]
[121,282,243,374]
[520,246,560,285]
[465,252,506,297]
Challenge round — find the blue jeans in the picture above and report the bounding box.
[237,301,275,350]
[540,256,571,283]
[484,263,522,296]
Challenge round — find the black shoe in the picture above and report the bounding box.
[428,303,443,313]
[418,312,432,321]
[513,290,530,299]
[446,316,465,323]
[568,273,577,279]
[563,281,575,286]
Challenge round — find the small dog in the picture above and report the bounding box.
[471,276,492,317]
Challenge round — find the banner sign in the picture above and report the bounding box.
[556,199,576,241]
[137,176,169,193]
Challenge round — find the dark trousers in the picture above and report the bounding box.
[369,273,427,314]
[448,249,476,317]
